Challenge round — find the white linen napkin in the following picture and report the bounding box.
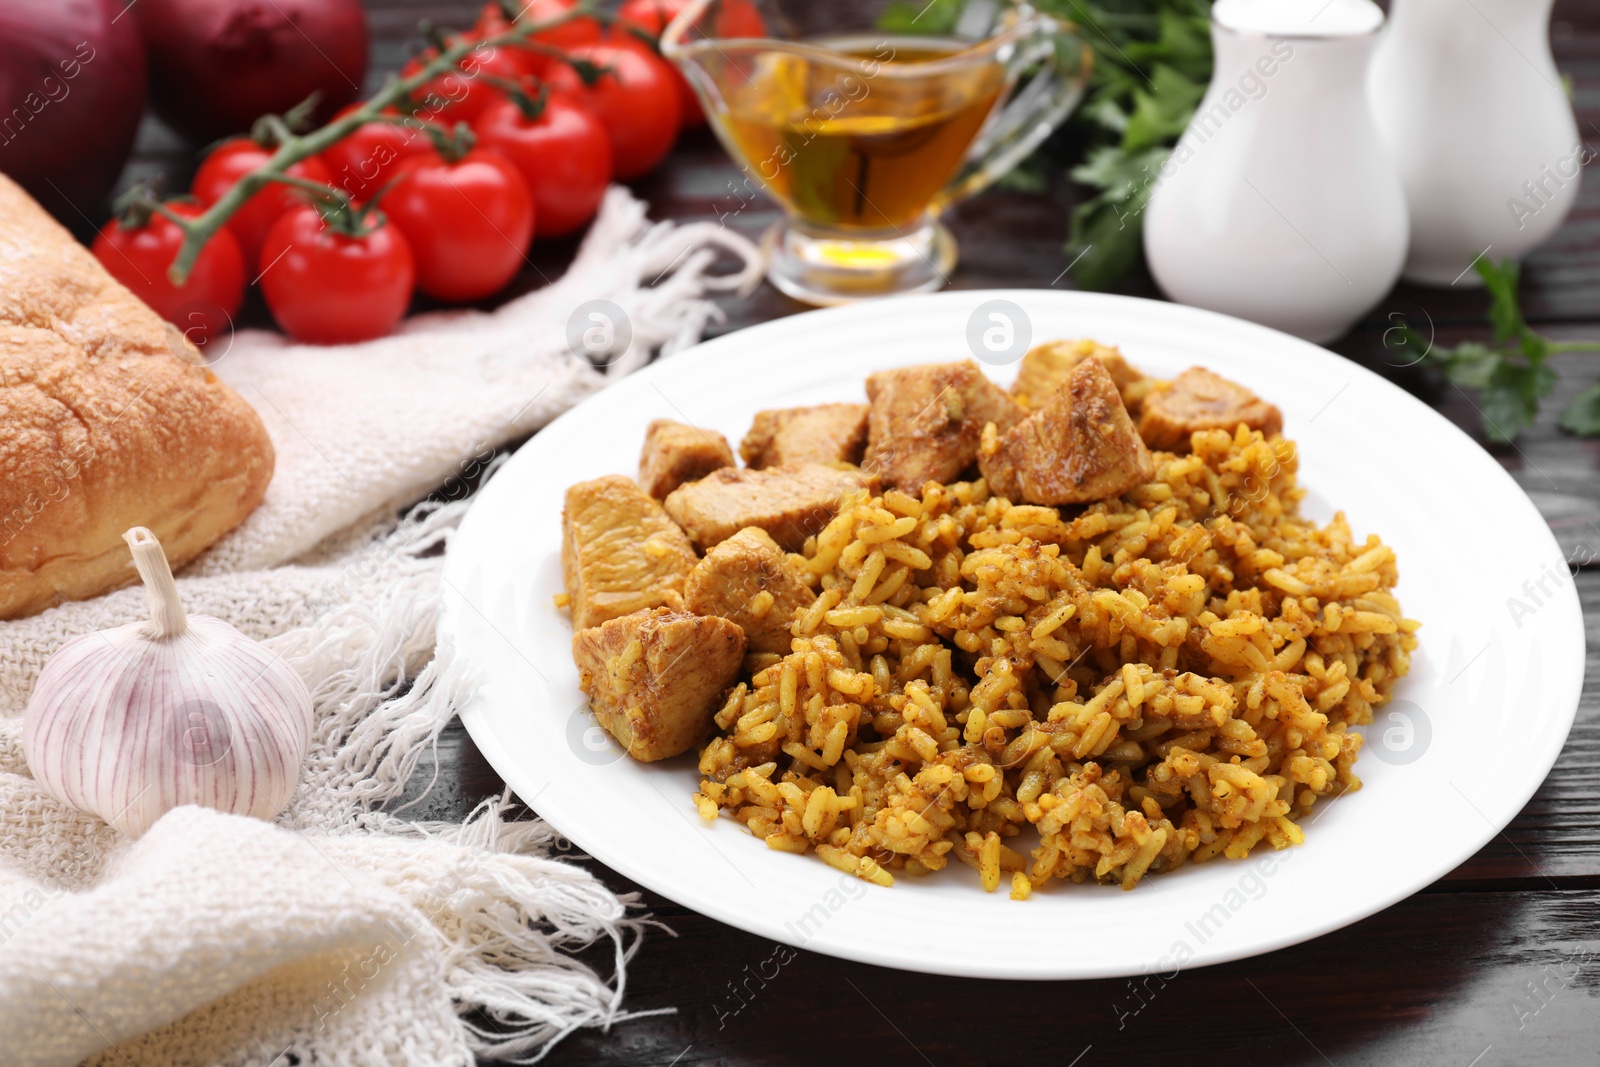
[0,186,761,1067]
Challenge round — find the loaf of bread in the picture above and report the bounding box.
[0,173,274,620]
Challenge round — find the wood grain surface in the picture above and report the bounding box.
[106,1,1600,1062]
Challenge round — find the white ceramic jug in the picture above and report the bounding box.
[1370,0,1580,286]
[1143,0,1407,344]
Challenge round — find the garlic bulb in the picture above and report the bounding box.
[23,527,313,837]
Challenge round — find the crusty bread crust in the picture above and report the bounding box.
[0,173,274,620]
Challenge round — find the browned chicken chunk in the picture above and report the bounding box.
[979,355,1156,505]
[863,360,1022,492]
[1011,339,1147,413]
[572,608,747,762]
[561,475,698,630]
[684,527,816,655]
[665,463,877,552]
[740,403,870,469]
[1138,367,1284,452]
[638,418,735,499]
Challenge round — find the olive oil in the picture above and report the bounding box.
[717,38,1006,231]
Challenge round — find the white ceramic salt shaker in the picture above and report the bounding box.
[1143,0,1407,344]
[1370,0,1580,287]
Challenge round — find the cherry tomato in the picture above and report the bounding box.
[320,104,436,202]
[545,44,682,179]
[615,0,766,37]
[192,139,335,270]
[383,148,534,302]
[473,95,611,238]
[258,205,415,345]
[403,38,529,127]
[615,0,766,127]
[475,0,602,76]
[91,201,245,351]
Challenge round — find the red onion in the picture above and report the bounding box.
[136,0,369,144]
[0,0,146,222]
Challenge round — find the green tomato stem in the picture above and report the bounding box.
[259,172,352,210]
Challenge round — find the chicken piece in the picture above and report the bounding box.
[664,463,877,552]
[740,403,870,469]
[979,355,1156,505]
[862,360,1022,492]
[572,608,747,762]
[638,419,735,499]
[1138,367,1284,452]
[1010,339,1147,413]
[561,475,698,630]
[684,527,816,654]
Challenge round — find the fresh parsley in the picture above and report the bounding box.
[1058,1,1212,289]
[1394,258,1600,442]
[878,0,962,34]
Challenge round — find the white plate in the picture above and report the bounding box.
[441,290,1585,979]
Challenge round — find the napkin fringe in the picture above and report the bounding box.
[366,796,675,1064]
[271,467,676,1061]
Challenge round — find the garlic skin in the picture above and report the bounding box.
[23,528,313,837]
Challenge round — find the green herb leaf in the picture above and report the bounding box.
[1404,263,1600,442]
[1044,0,1215,288]
[878,0,962,34]
[1123,7,1213,83]
[1080,94,1130,136]
[1065,144,1170,289]
[1476,258,1525,344]
[1439,342,1501,389]
[1479,360,1556,442]
[1068,144,1167,199]
[1122,64,1206,152]
[1477,377,1532,443]
[1519,327,1551,365]
[1065,196,1148,292]
[1558,381,1600,435]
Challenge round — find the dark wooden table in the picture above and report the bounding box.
[116,2,1600,1063]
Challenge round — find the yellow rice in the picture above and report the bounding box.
[693,426,1419,892]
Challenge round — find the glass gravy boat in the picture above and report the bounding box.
[662,1,1091,305]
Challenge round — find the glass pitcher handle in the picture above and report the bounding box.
[933,15,1092,211]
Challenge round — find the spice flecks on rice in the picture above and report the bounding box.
[693,426,1418,892]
